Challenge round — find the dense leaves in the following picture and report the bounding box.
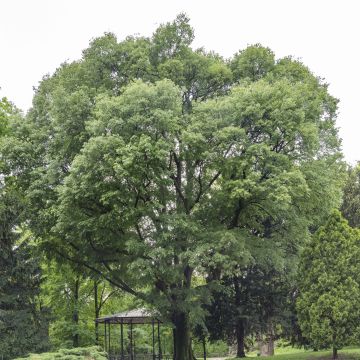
[0,99,50,359]
[14,346,107,360]
[0,14,344,359]
[297,211,360,359]
[341,165,360,228]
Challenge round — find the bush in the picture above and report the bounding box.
[14,346,107,360]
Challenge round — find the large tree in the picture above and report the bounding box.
[1,15,343,359]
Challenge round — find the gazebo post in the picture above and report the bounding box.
[157,320,162,360]
[108,321,111,355]
[96,309,164,359]
[152,320,155,360]
[121,320,124,360]
[130,320,133,360]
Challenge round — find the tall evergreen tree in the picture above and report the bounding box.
[0,98,49,359]
[296,211,360,360]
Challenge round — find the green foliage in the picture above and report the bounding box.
[14,346,107,360]
[231,44,275,82]
[0,97,13,136]
[341,164,360,228]
[0,195,50,359]
[41,263,94,348]
[151,13,194,65]
[205,264,296,352]
[296,211,360,354]
[0,97,50,359]
[1,14,344,359]
[40,261,127,349]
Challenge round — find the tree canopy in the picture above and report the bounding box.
[0,14,344,359]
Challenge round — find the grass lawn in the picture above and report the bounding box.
[228,346,360,360]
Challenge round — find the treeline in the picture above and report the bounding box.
[0,13,358,360]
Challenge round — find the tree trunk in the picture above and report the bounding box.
[332,331,338,359]
[236,318,246,357]
[259,336,274,357]
[233,275,246,357]
[202,337,207,360]
[172,312,195,360]
[72,277,80,348]
[332,347,337,360]
[94,281,99,344]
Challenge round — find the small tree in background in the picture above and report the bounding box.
[341,164,360,228]
[297,210,360,359]
[0,98,50,359]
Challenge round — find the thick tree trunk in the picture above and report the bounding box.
[258,330,274,357]
[233,275,246,357]
[332,347,338,360]
[259,337,274,357]
[172,312,195,360]
[236,318,246,357]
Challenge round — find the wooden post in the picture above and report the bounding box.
[130,321,133,360]
[104,321,107,352]
[108,321,111,355]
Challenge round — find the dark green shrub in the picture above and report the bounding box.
[14,346,107,360]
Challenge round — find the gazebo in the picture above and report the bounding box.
[96,308,164,360]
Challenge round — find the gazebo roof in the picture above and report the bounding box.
[96,308,160,324]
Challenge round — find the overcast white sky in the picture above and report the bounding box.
[0,0,359,163]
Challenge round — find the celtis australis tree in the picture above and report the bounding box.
[1,15,343,359]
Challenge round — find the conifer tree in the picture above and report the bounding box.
[297,211,360,359]
[0,98,49,359]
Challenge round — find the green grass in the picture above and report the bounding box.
[228,346,360,359]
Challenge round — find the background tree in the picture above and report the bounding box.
[341,164,360,228]
[296,211,360,360]
[0,98,50,359]
[205,250,298,357]
[40,261,120,348]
